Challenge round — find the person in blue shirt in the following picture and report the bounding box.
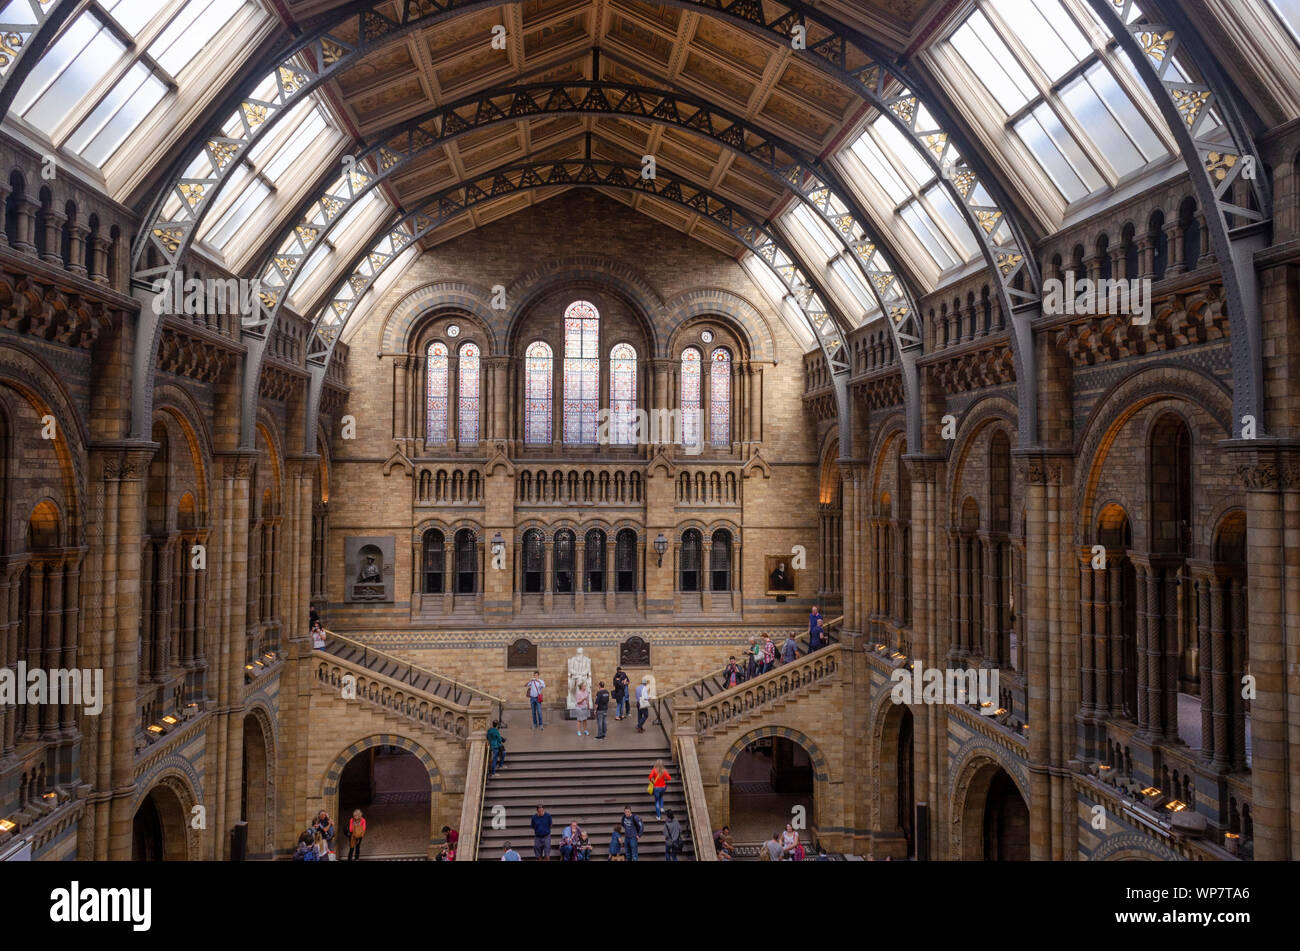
[809,606,825,651]
[620,806,644,861]
[501,842,521,861]
[608,825,623,860]
[530,805,553,860]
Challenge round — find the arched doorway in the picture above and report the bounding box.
[132,782,191,861]
[240,713,272,859]
[726,736,815,855]
[955,758,1029,860]
[336,746,432,860]
[875,702,916,859]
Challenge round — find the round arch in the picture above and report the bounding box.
[948,742,1030,861]
[716,725,831,834]
[131,768,202,861]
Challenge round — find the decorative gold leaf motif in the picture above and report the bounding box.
[996,252,1023,276]
[889,97,917,126]
[924,133,948,158]
[1205,151,1239,182]
[379,148,401,170]
[242,102,269,126]
[1172,88,1212,128]
[320,196,344,218]
[259,289,279,309]
[349,274,369,294]
[273,256,295,278]
[278,66,306,95]
[872,273,895,293]
[0,31,25,70]
[1139,29,1175,64]
[208,140,240,169]
[976,210,1002,235]
[178,183,205,207]
[153,227,184,254]
[890,306,909,324]
[950,169,977,199]
[368,252,387,269]
[296,225,319,245]
[320,38,348,67]
[331,300,348,317]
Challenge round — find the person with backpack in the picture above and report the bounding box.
[347,809,366,861]
[663,809,683,861]
[620,805,643,861]
[612,667,630,720]
[487,720,506,776]
[647,759,671,820]
[594,681,611,739]
[292,829,319,861]
[525,670,546,729]
[781,633,798,665]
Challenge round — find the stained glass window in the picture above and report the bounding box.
[563,300,600,444]
[524,341,553,445]
[458,342,480,446]
[710,348,731,447]
[426,341,448,445]
[681,347,702,448]
[609,343,637,445]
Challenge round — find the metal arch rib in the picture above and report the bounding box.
[299,157,855,455]
[239,80,927,449]
[128,0,1041,445]
[0,0,81,119]
[1085,0,1271,439]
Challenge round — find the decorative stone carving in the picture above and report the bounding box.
[619,636,651,667]
[506,638,537,670]
[344,536,395,602]
[566,647,592,708]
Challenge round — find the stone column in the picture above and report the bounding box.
[748,363,762,443]
[40,208,65,266]
[67,221,89,276]
[1133,559,1149,730]
[1078,553,1096,717]
[605,535,615,612]
[574,536,585,615]
[1228,576,1247,773]
[543,539,554,613]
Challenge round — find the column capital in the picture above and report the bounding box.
[215,449,260,480]
[91,440,159,482]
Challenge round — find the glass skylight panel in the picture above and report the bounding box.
[206,178,268,249]
[850,133,910,203]
[924,185,980,259]
[1269,0,1300,40]
[830,257,875,312]
[792,204,842,260]
[15,15,126,134]
[148,0,246,76]
[1059,63,1165,175]
[871,117,934,188]
[64,62,168,166]
[1014,105,1102,201]
[991,0,1090,81]
[949,10,1035,113]
[261,108,327,180]
[900,202,961,270]
[102,0,170,37]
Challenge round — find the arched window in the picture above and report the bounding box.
[616,528,637,592]
[458,342,480,446]
[585,528,606,592]
[680,529,702,592]
[710,348,731,447]
[554,529,575,593]
[522,529,544,593]
[681,347,702,447]
[524,341,553,445]
[454,529,477,593]
[426,342,449,444]
[422,529,445,593]
[711,529,732,591]
[563,300,600,444]
[609,343,637,445]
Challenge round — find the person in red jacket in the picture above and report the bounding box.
[648,758,672,821]
[347,809,366,861]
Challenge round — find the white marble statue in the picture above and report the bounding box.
[566,647,593,709]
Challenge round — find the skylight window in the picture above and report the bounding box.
[1268,0,1300,41]
[11,0,258,170]
[946,0,1171,204]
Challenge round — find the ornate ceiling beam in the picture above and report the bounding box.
[237,79,927,450]
[298,156,856,455]
[1086,0,1272,440]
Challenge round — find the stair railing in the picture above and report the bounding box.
[457,700,493,861]
[322,629,508,726]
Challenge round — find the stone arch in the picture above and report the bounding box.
[945,394,1018,523]
[241,704,277,859]
[948,740,1030,860]
[717,725,831,834]
[660,287,775,361]
[378,281,500,355]
[153,386,213,521]
[319,733,444,856]
[131,763,202,861]
[1090,832,1181,862]
[870,685,916,859]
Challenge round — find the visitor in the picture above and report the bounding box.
[292,830,319,861]
[576,831,592,861]
[608,825,624,861]
[781,632,798,665]
[724,656,741,687]
[761,634,776,673]
[487,720,506,776]
[309,606,319,630]
[648,758,671,820]
[620,806,644,861]
[575,680,591,736]
[747,637,762,678]
[713,826,734,861]
[442,825,459,853]
[347,809,366,861]
[663,809,683,862]
[312,827,332,861]
[594,681,611,739]
[761,832,783,862]
[311,621,326,650]
[809,606,825,651]
[531,804,553,860]
[635,676,651,733]
[613,667,630,720]
[561,820,582,861]
[435,842,454,861]
[815,846,831,861]
[313,810,334,850]
[501,842,521,861]
[780,822,802,861]
[526,670,546,729]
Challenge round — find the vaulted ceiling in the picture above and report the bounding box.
[275,0,942,256]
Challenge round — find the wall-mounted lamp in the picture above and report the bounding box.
[654,533,668,567]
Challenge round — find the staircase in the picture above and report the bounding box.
[478,744,695,861]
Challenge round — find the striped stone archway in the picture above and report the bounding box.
[717,725,830,842]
